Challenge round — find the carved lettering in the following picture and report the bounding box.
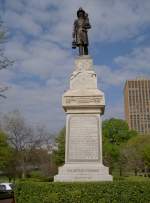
[65,96,102,104]
[67,169,99,173]
[67,115,100,161]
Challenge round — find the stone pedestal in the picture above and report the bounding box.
[54,55,112,182]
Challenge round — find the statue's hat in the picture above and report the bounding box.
[77,7,85,17]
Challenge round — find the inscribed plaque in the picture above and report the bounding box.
[68,115,100,162]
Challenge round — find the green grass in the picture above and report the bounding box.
[0,176,9,183]
[125,176,150,181]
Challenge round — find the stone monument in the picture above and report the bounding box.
[54,8,112,182]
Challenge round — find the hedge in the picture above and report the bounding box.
[15,181,150,203]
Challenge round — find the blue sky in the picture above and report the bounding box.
[0,0,150,133]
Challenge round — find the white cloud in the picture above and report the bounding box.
[115,47,150,72]
[0,81,66,133]
[0,68,15,83]
[5,11,42,36]
[4,38,73,79]
[96,46,150,87]
[5,40,30,60]
[3,0,150,43]
[104,100,124,120]
[1,0,150,132]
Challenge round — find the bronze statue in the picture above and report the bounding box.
[72,8,91,56]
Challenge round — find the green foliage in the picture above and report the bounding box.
[102,118,138,173]
[113,175,150,182]
[0,131,12,169]
[15,181,150,203]
[102,118,136,145]
[122,135,150,174]
[140,136,150,168]
[29,170,45,179]
[53,127,65,166]
[125,176,150,182]
[25,170,53,182]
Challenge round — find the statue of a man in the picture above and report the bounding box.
[72,8,91,56]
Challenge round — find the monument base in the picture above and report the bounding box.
[54,163,112,182]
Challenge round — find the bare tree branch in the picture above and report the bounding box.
[1,110,53,178]
[0,21,13,98]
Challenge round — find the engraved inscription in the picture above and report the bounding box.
[68,115,99,161]
[65,96,102,104]
[73,176,92,180]
[67,169,99,173]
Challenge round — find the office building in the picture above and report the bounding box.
[124,78,150,134]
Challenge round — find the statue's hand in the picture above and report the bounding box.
[83,24,91,29]
[72,40,76,49]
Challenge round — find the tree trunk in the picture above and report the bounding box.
[134,168,137,176]
[144,166,148,177]
[21,157,26,179]
[119,166,122,176]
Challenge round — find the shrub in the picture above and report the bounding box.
[15,181,150,203]
[20,170,53,182]
[29,170,44,179]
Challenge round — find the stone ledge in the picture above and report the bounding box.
[54,163,113,182]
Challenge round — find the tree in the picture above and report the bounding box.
[102,118,136,145]
[53,127,65,166]
[0,130,12,169]
[122,135,150,176]
[2,110,52,178]
[142,141,150,170]
[0,21,13,98]
[0,21,13,70]
[28,147,57,177]
[102,118,137,175]
[2,111,33,178]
